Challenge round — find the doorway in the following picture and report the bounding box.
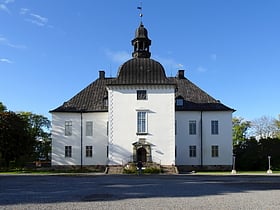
[137,147,147,162]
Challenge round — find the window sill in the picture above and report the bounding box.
[136,133,148,136]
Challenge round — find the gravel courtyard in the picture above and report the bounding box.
[1,174,280,209]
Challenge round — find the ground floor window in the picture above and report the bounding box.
[86,146,93,157]
[211,145,219,157]
[65,146,72,157]
[189,145,196,157]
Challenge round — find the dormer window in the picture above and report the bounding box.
[176,98,184,106]
[137,90,147,100]
[103,97,108,107]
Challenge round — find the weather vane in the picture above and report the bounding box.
[137,2,143,23]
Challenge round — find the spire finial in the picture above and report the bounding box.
[137,2,143,24]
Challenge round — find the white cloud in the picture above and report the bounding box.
[0,4,10,14]
[105,49,130,63]
[20,8,49,27]
[0,58,12,64]
[20,8,29,15]
[153,55,184,70]
[0,35,26,49]
[4,0,15,4]
[210,53,217,61]
[25,13,48,27]
[30,13,48,24]
[197,66,207,73]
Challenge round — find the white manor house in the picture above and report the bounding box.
[50,22,235,172]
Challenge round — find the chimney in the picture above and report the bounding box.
[99,70,105,79]
[177,70,185,79]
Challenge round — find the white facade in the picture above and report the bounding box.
[107,85,175,165]
[175,111,233,167]
[51,112,108,166]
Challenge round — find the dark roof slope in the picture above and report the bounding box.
[171,77,234,111]
[109,58,174,85]
[51,73,234,113]
[50,78,113,113]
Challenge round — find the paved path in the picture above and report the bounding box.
[1,174,280,209]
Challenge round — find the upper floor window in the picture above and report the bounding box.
[176,98,184,106]
[137,111,147,134]
[86,121,93,136]
[137,90,147,100]
[65,121,72,136]
[211,120,219,135]
[103,97,108,107]
[189,120,196,135]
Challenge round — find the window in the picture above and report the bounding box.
[137,90,147,100]
[211,120,219,135]
[65,146,72,157]
[176,98,183,106]
[189,120,196,135]
[211,145,219,157]
[86,146,93,157]
[103,97,108,107]
[86,121,93,136]
[107,121,109,136]
[137,111,147,134]
[65,121,72,136]
[189,145,196,157]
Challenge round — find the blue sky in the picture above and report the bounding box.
[1,0,279,121]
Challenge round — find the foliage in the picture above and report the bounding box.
[0,111,33,168]
[274,115,280,138]
[19,112,51,161]
[234,137,280,171]
[251,116,278,139]
[123,164,161,174]
[232,117,251,145]
[0,103,51,169]
[0,102,7,112]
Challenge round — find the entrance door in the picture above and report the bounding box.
[137,147,147,162]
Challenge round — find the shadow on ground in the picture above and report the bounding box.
[0,174,280,205]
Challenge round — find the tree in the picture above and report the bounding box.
[274,115,280,138]
[232,117,251,145]
[0,103,51,168]
[19,112,51,161]
[251,116,278,139]
[0,102,7,112]
[0,111,33,168]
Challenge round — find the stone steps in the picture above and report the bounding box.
[161,165,178,174]
[106,166,124,174]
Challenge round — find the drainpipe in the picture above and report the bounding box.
[80,111,83,170]
[200,111,203,168]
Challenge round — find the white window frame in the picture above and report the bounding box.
[86,146,93,157]
[189,120,196,135]
[176,98,183,106]
[86,121,93,136]
[65,146,72,158]
[189,145,197,157]
[65,121,72,136]
[137,90,147,100]
[211,145,219,157]
[211,120,219,135]
[137,111,147,134]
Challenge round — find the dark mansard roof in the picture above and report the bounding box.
[50,23,234,113]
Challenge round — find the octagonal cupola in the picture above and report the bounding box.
[131,22,151,58]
